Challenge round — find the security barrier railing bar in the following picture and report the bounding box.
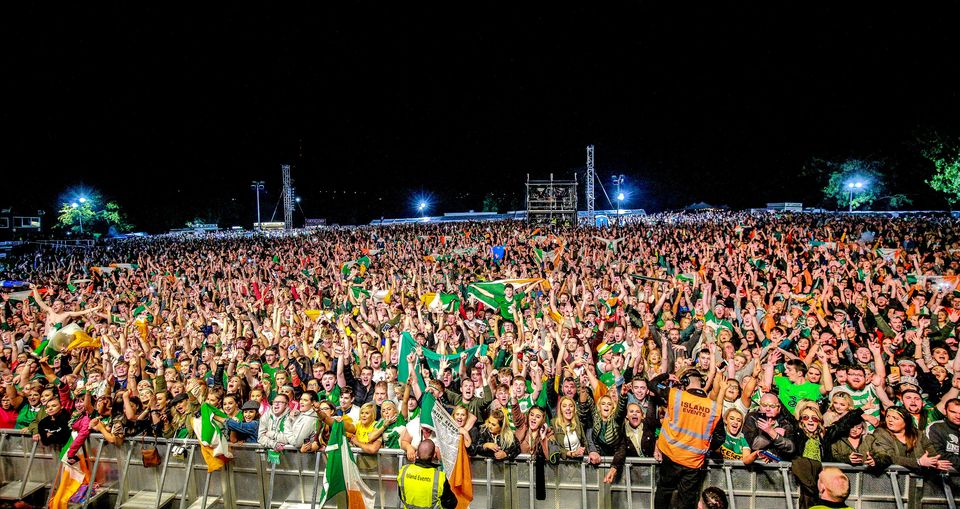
[0,430,955,509]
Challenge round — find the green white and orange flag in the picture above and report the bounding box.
[49,432,89,509]
[66,329,101,350]
[49,457,89,509]
[420,292,460,312]
[341,256,371,276]
[109,263,139,270]
[533,245,564,266]
[371,288,393,304]
[191,403,233,472]
[876,248,902,263]
[317,420,376,509]
[928,275,960,292]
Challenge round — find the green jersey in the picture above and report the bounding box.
[773,376,821,415]
[719,432,749,461]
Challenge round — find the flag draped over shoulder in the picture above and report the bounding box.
[191,403,233,472]
[420,292,461,312]
[317,420,376,509]
[396,332,489,386]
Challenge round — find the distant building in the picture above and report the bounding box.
[766,202,803,212]
[0,207,42,239]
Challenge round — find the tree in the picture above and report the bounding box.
[804,158,911,210]
[482,192,500,213]
[57,201,98,234]
[920,132,960,207]
[56,189,133,234]
[100,201,133,232]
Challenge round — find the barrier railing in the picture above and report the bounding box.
[0,430,955,509]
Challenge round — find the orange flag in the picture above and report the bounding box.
[450,437,474,509]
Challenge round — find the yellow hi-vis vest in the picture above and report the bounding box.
[398,463,446,509]
[656,388,720,469]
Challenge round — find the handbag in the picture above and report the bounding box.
[142,435,162,468]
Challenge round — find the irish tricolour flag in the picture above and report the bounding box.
[420,292,460,312]
[317,420,376,509]
[533,245,564,267]
[191,403,233,472]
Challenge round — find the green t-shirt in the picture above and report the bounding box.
[318,385,341,407]
[773,376,821,414]
[719,432,749,461]
[375,414,408,449]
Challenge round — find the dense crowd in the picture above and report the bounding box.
[1,212,959,487]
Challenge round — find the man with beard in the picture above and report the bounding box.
[897,376,947,430]
[828,341,892,432]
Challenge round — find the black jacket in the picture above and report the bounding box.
[38,411,71,449]
[743,403,798,461]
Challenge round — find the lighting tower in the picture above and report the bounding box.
[251,181,265,230]
[586,145,595,225]
[281,164,293,229]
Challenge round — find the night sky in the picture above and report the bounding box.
[4,4,960,231]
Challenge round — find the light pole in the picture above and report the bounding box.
[251,181,265,230]
[418,202,427,218]
[612,175,625,226]
[71,202,83,234]
[847,181,864,212]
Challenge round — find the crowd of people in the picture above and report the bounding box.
[1,211,959,505]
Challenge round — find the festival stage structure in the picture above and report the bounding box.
[526,173,578,226]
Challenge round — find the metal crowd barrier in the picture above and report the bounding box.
[0,429,956,509]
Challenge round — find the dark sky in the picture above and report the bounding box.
[4,4,960,230]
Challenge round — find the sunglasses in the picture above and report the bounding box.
[801,415,821,423]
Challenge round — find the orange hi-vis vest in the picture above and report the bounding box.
[656,388,720,469]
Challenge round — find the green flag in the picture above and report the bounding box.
[396,332,489,387]
[465,278,545,320]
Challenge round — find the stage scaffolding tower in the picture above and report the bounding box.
[526,173,578,226]
[585,145,595,225]
[281,164,293,230]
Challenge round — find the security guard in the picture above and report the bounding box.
[652,368,725,509]
[398,439,458,509]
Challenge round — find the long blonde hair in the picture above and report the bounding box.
[795,400,824,438]
[552,396,584,439]
[485,408,515,449]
